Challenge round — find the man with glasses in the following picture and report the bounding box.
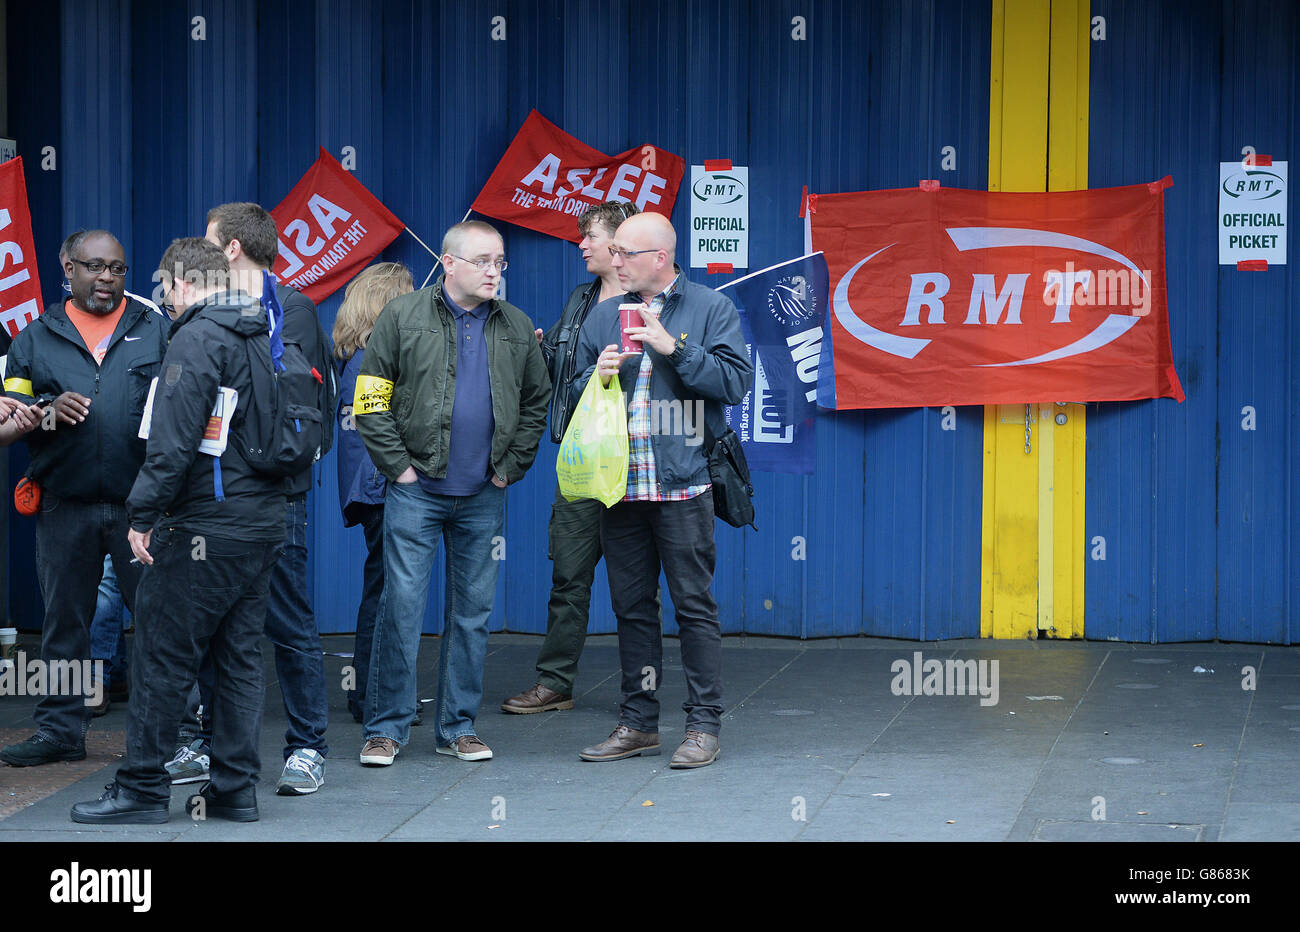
[0,229,169,767]
[571,212,751,769]
[502,200,639,716]
[354,220,549,766]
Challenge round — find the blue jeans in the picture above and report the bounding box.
[263,494,329,759]
[364,480,505,748]
[89,555,130,687]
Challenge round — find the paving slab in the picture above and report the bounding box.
[0,636,1298,841]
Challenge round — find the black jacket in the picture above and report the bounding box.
[125,291,286,540]
[277,284,336,496]
[4,297,170,502]
[541,278,600,443]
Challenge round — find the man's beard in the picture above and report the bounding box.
[80,292,118,314]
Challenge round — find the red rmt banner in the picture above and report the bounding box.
[271,148,405,304]
[0,157,44,337]
[471,110,685,243]
[810,181,1185,409]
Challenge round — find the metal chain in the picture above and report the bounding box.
[1024,403,1032,454]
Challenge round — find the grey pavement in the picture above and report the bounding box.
[1,634,1298,841]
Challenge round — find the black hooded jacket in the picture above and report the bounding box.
[4,297,169,502]
[126,291,285,540]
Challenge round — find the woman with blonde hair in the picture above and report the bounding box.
[333,261,414,723]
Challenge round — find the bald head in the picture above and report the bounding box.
[64,229,127,315]
[611,212,677,297]
[616,212,676,254]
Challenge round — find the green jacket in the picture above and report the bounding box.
[354,278,551,485]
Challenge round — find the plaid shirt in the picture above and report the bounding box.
[623,276,710,503]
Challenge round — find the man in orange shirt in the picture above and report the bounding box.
[0,229,170,767]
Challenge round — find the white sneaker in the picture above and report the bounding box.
[276,748,325,795]
[166,739,211,785]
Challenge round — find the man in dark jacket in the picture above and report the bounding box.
[0,229,169,767]
[71,237,285,823]
[502,201,639,715]
[572,212,752,769]
[355,220,549,766]
[194,202,336,796]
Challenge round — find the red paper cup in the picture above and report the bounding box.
[619,303,644,354]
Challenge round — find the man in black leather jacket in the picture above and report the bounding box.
[501,201,638,716]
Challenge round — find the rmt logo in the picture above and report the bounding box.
[834,225,1155,367]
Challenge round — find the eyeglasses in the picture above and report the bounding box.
[608,246,660,260]
[448,254,508,272]
[70,258,129,277]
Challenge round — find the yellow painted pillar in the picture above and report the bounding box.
[1044,0,1089,638]
[981,0,1089,639]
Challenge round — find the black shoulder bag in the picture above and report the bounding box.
[705,422,757,530]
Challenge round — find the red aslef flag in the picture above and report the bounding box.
[271,149,405,304]
[471,110,685,243]
[0,157,44,337]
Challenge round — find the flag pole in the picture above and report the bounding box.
[416,210,474,288]
[403,226,439,260]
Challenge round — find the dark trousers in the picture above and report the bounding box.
[535,484,604,694]
[189,495,328,758]
[32,494,144,750]
[347,503,385,721]
[116,529,280,803]
[599,493,722,735]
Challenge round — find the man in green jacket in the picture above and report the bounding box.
[354,220,549,766]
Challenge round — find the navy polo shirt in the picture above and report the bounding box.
[416,290,496,496]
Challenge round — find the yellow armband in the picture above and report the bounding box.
[354,375,394,414]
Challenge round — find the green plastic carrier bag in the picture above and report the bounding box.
[557,371,628,508]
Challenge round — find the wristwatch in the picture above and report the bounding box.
[670,336,688,362]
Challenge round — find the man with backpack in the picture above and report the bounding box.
[162,202,336,796]
[72,238,287,823]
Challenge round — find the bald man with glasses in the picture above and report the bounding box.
[570,213,752,769]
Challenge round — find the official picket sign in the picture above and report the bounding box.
[1218,160,1287,265]
[690,165,749,269]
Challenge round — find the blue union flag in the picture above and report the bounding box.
[716,252,829,474]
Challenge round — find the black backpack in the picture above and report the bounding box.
[236,320,331,480]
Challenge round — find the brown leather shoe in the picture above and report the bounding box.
[669,731,720,769]
[501,683,574,714]
[579,724,660,761]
